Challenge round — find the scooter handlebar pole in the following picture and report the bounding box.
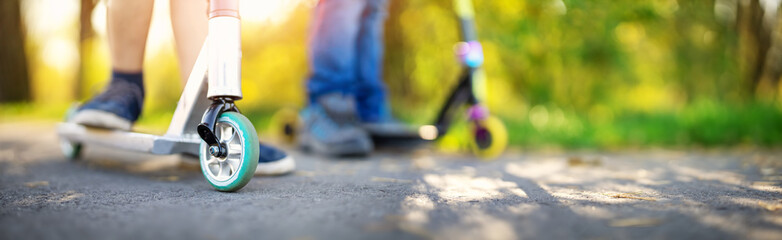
[207,0,243,100]
[453,0,478,41]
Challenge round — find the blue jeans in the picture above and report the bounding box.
[306,0,390,123]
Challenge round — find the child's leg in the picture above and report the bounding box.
[107,0,155,73]
[73,0,154,130]
[306,0,365,103]
[354,0,391,123]
[301,0,374,156]
[170,0,208,85]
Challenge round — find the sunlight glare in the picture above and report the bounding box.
[240,0,307,24]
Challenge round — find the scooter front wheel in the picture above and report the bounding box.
[199,112,259,192]
[469,115,508,160]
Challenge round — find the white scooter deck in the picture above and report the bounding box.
[57,123,202,156]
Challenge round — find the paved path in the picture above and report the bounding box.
[1,122,781,240]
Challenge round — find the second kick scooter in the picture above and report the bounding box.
[272,0,508,159]
[58,0,259,192]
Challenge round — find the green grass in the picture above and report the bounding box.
[0,102,280,137]
[0,102,72,122]
[502,102,782,149]
[3,101,782,150]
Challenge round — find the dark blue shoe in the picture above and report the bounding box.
[255,143,295,175]
[72,73,144,130]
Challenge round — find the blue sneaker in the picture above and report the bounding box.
[298,93,373,156]
[255,143,295,175]
[72,72,144,131]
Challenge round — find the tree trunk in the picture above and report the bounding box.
[736,0,782,98]
[737,0,770,91]
[758,4,782,97]
[0,0,31,102]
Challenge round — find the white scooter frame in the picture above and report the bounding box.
[58,0,260,192]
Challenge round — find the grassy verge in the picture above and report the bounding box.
[501,102,782,149]
[3,101,781,150]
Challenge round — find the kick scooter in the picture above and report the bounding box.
[58,0,259,192]
[272,0,508,159]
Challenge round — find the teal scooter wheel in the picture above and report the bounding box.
[60,104,82,160]
[199,112,260,192]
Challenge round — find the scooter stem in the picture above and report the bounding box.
[207,0,242,100]
[198,0,244,156]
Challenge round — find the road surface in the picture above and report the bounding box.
[1,122,781,240]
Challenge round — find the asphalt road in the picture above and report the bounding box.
[1,122,782,240]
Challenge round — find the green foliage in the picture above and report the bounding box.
[381,0,781,149]
[384,0,746,112]
[12,0,782,149]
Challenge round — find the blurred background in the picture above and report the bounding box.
[1,0,782,151]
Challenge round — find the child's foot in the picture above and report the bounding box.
[72,72,144,131]
[255,143,295,175]
[298,93,373,156]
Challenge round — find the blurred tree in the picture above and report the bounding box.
[383,0,461,118]
[675,0,737,102]
[0,0,31,102]
[738,0,782,97]
[759,4,782,97]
